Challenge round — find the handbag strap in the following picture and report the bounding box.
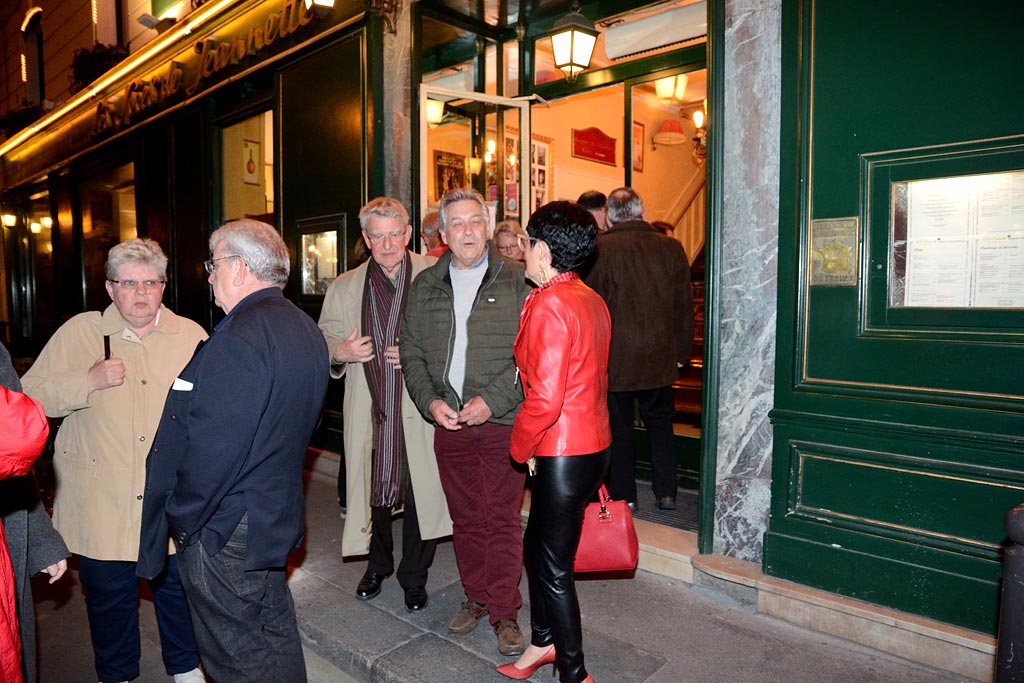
[596,484,611,503]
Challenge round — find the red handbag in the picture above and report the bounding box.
[574,484,639,573]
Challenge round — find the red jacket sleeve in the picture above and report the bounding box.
[0,386,49,479]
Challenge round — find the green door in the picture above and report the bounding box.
[766,0,1024,634]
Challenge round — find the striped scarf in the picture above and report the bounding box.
[362,253,411,508]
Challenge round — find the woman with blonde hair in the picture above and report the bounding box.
[494,219,527,262]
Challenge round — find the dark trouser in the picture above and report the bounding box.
[177,516,305,683]
[367,480,437,588]
[525,451,609,683]
[434,422,526,625]
[78,554,200,682]
[607,387,677,504]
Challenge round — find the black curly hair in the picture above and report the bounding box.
[526,201,598,274]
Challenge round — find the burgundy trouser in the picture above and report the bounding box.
[434,422,526,625]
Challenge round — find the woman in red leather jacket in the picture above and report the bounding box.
[497,201,610,683]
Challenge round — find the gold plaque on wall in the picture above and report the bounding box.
[810,217,859,286]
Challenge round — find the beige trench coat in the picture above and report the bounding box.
[319,253,452,557]
[21,305,207,561]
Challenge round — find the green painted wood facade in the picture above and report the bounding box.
[765,0,1024,635]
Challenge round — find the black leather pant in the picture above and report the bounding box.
[524,450,609,683]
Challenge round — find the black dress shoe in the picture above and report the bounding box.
[655,496,677,511]
[356,573,389,600]
[626,501,639,513]
[404,586,429,612]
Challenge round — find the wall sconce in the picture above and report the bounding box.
[425,99,445,126]
[549,1,599,82]
[1,214,16,227]
[29,221,41,234]
[655,74,688,101]
[652,119,686,150]
[692,105,707,159]
[468,157,483,175]
[305,0,335,19]
[42,216,53,228]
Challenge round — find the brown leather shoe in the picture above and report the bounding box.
[448,600,487,635]
[494,619,525,656]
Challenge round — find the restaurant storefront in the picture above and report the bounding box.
[3,3,1023,673]
[0,0,378,351]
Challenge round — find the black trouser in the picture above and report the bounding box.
[367,480,436,589]
[524,450,609,683]
[607,387,678,504]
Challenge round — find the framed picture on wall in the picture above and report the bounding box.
[532,139,551,212]
[242,140,260,185]
[434,151,467,202]
[632,121,645,173]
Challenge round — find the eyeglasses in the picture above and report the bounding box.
[203,255,241,274]
[516,234,541,251]
[497,243,521,256]
[364,230,407,243]
[108,279,166,291]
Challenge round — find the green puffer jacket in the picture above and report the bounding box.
[401,246,531,425]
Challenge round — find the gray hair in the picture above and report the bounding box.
[421,211,441,239]
[210,219,289,285]
[105,238,168,280]
[607,187,644,224]
[438,188,489,231]
[359,197,409,230]
[494,219,525,238]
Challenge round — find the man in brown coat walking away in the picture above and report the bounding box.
[584,187,694,511]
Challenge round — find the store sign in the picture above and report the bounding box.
[571,127,617,167]
[94,0,315,135]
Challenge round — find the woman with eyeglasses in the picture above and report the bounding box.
[497,202,610,683]
[494,219,527,262]
[21,238,208,683]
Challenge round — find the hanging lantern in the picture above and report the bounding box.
[549,1,599,82]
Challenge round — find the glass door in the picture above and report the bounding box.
[419,84,532,227]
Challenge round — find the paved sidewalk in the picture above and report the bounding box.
[293,470,975,683]
[30,468,976,682]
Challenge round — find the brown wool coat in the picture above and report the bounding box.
[584,220,694,392]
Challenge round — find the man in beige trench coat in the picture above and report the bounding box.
[319,197,452,612]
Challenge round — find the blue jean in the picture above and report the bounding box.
[177,515,305,683]
[78,554,200,681]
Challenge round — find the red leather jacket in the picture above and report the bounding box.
[0,386,49,683]
[510,273,612,462]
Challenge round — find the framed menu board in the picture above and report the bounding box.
[861,137,1024,338]
[890,170,1024,309]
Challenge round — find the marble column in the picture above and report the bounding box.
[711,0,782,562]
[382,0,412,208]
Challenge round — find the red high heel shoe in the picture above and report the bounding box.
[496,645,557,679]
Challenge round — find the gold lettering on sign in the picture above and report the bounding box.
[94,0,315,132]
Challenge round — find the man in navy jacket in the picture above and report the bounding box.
[138,219,328,683]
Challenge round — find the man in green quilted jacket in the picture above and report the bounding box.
[401,188,531,658]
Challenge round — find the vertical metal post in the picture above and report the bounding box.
[997,504,1024,682]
